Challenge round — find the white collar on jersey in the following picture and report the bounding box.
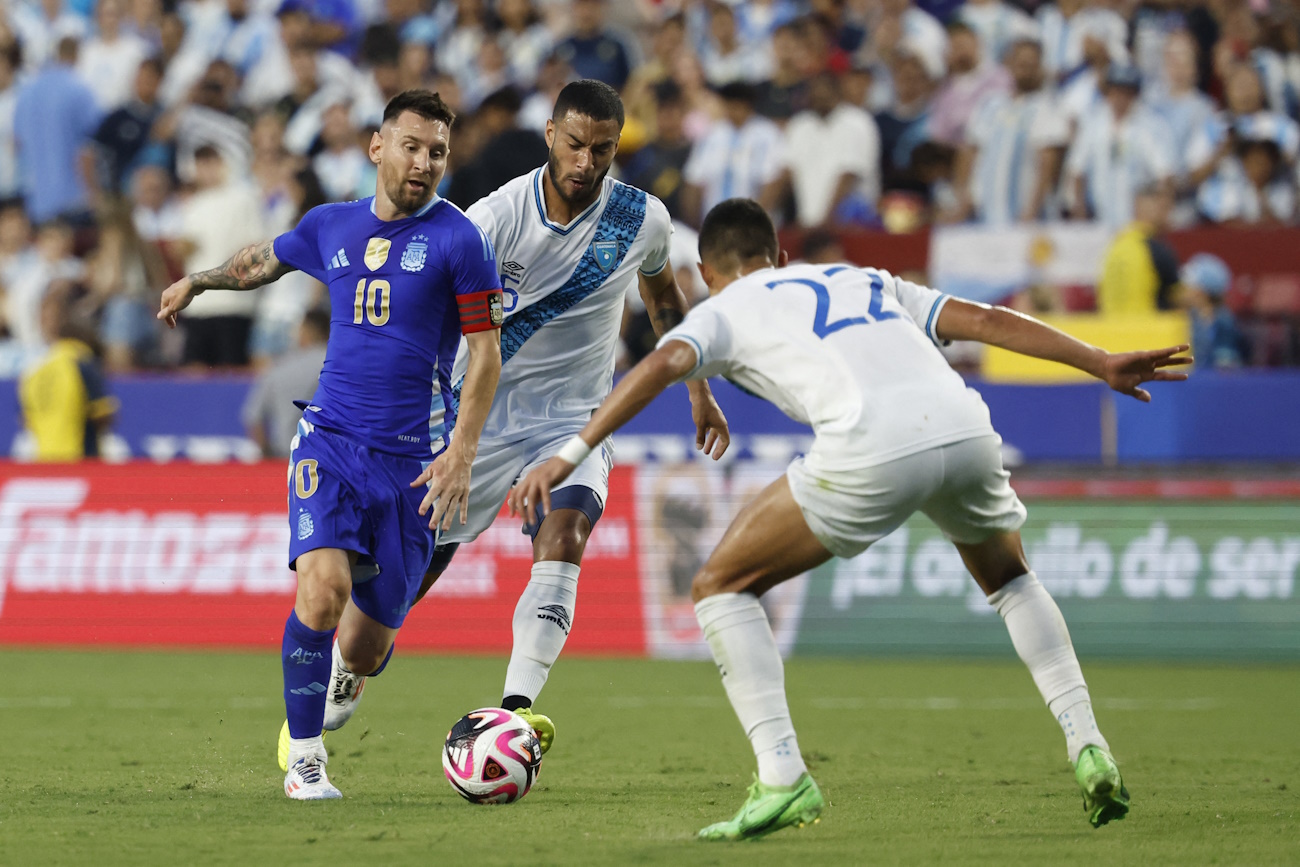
[369,194,442,220]
[531,168,604,236]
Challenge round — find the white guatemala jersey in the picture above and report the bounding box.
[454,168,673,442]
[659,263,994,474]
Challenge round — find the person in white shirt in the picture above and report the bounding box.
[782,71,881,227]
[957,37,1070,224]
[1065,64,1174,226]
[956,0,1036,67]
[311,100,369,202]
[320,80,730,752]
[510,198,1191,841]
[175,145,266,367]
[681,81,785,227]
[76,0,148,110]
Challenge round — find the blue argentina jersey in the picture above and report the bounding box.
[273,196,499,459]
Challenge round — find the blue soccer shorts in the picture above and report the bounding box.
[287,420,435,629]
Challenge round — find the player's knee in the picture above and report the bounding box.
[691,565,734,602]
[295,568,350,628]
[533,515,590,563]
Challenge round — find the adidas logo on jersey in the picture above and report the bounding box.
[328,248,351,270]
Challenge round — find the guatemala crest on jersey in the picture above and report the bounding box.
[401,234,428,272]
[591,240,618,273]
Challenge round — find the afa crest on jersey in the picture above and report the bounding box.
[591,240,619,273]
[365,238,391,270]
[402,234,429,272]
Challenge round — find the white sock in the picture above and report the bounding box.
[988,572,1109,763]
[695,592,807,787]
[287,735,326,764]
[502,561,580,704]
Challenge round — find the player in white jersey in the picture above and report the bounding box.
[320,81,730,748]
[511,199,1192,840]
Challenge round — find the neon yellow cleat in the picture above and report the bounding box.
[1075,744,1130,828]
[514,707,555,755]
[698,773,825,841]
[277,719,326,772]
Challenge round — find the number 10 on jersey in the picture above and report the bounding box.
[354,278,391,326]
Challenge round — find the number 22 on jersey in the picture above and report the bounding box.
[766,268,898,339]
[354,278,391,326]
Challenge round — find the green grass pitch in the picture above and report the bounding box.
[2,650,1296,866]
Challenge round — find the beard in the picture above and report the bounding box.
[546,146,609,207]
[384,169,434,214]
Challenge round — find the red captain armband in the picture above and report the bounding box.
[457,289,505,334]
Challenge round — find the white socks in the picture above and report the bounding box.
[503,561,580,704]
[287,735,326,763]
[988,572,1108,763]
[695,592,807,787]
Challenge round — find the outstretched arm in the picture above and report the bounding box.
[157,240,293,327]
[638,265,730,459]
[507,339,701,520]
[935,297,1192,402]
[412,328,502,531]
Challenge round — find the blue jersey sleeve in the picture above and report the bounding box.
[273,205,328,282]
[448,217,500,298]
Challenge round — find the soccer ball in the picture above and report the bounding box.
[442,707,542,804]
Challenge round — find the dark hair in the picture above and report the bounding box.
[383,89,457,128]
[698,199,779,266]
[552,79,624,129]
[944,19,975,36]
[653,79,684,107]
[194,144,223,162]
[716,81,758,105]
[139,55,164,77]
[301,308,331,341]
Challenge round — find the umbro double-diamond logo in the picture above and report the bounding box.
[537,604,572,635]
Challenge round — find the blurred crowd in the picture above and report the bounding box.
[1,0,1299,378]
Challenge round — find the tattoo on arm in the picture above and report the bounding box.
[190,241,289,292]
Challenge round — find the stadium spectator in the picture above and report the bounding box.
[242,306,328,457]
[7,0,87,73]
[250,165,325,366]
[462,28,512,111]
[1065,64,1175,226]
[446,85,547,209]
[495,0,553,87]
[312,100,368,202]
[519,51,575,134]
[755,18,812,122]
[681,82,784,228]
[13,36,102,226]
[553,0,636,92]
[955,0,1036,67]
[19,291,117,461]
[955,37,1069,225]
[129,163,184,276]
[1096,183,1179,314]
[622,81,694,223]
[700,0,771,87]
[436,0,491,95]
[1179,252,1247,368]
[1146,32,1216,179]
[88,56,164,199]
[0,39,19,205]
[799,227,846,264]
[808,0,866,56]
[871,0,948,79]
[1038,0,1129,83]
[783,71,881,228]
[1197,132,1298,226]
[1058,20,1127,127]
[0,203,32,287]
[156,60,253,185]
[928,21,1010,148]
[90,206,168,371]
[875,43,938,195]
[174,145,265,369]
[76,0,149,111]
[4,218,83,350]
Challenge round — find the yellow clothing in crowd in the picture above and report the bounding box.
[1097,221,1181,315]
[19,338,118,461]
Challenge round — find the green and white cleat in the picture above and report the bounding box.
[1075,745,1130,828]
[277,720,326,772]
[515,707,555,755]
[698,773,825,842]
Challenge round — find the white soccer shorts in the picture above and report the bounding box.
[786,434,1027,559]
[437,429,614,546]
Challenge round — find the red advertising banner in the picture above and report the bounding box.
[0,462,644,655]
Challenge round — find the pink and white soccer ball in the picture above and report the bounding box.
[442,707,543,804]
